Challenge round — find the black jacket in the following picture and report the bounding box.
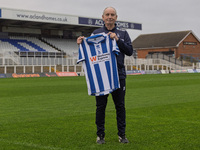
[92,25,134,79]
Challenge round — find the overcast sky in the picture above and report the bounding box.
[0,0,199,40]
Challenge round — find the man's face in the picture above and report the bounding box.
[102,8,117,25]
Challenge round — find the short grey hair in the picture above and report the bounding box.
[103,7,117,15]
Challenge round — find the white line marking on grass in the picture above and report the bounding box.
[0,138,65,150]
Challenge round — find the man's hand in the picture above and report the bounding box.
[77,36,85,45]
[107,32,119,41]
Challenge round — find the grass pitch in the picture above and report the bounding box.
[0,73,200,150]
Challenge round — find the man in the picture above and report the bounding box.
[77,7,134,144]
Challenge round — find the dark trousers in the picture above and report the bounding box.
[95,79,126,137]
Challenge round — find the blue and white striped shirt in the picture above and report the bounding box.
[77,34,120,96]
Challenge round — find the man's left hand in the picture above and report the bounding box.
[107,32,119,41]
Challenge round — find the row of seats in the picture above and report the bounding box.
[0,36,59,53]
[1,39,47,52]
[0,36,79,57]
[10,36,57,52]
[0,40,19,52]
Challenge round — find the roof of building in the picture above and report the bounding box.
[0,7,141,37]
[132,30,200,49]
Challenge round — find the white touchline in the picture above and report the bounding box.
[0,138,64,150]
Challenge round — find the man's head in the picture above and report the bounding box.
[102,7,118,26]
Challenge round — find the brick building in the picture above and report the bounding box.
[132,30,200,59]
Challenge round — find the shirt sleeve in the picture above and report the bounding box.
[116,30,133,56]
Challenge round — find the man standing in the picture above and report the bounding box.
[77,7,133,144]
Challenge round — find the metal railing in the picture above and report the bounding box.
[180,53,200,63]
[146,53,183,66]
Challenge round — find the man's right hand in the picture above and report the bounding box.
[77,36,85,45]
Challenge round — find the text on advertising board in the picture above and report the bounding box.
[79,17,142,30]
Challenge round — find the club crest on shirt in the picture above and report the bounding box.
[95,44,102,55]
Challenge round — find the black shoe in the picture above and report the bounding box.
[119,135,129,143]
[96,136,105,144]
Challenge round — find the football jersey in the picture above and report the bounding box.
[77,34,120,96]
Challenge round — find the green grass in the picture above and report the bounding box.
[0,73,200,150]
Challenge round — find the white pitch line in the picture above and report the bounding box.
[0,138,65,150]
